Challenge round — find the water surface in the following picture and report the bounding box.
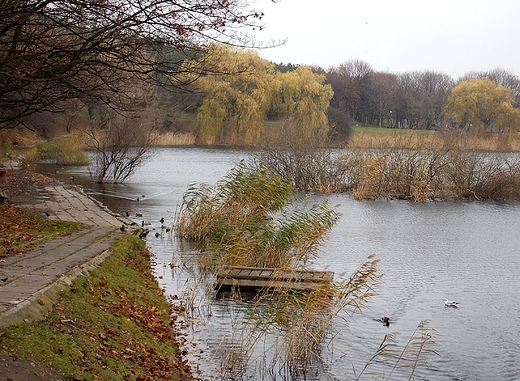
[40,147,520,380]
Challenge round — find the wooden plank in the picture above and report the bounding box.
[216,278,330,291]
[217,267,333,283]
[215,266,334,292]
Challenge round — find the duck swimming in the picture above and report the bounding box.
[445,298,459,307]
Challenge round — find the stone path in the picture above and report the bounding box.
[0,170,130,327]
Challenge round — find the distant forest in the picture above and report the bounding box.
[2,0,519,146]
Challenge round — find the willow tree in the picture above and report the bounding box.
[255,66,336,192]
[443,78,520,137]
[270,66,334,141]
[193,44,276,145]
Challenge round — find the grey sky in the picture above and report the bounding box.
[253,0,520,79]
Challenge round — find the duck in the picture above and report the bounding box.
[444,298,459,307]
[138,229,150,239]
[120,224,126,232]
[381,316,390,326]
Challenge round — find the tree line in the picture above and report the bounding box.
[175,47,520,146]
[320,61,520,136]
[2,1,519,147]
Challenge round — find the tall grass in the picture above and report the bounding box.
[347,129,520,152]
[149,131,196,146]
[213,255,438,380]
[175,166,438,379]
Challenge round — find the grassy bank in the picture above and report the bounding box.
[0,234,192,381]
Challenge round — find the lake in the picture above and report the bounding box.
[39,147,520,380]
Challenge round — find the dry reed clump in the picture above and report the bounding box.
[219,255,437,380]
[175,166,438,380]
[347,131,444,151]
[339,148,520,202]
[216,255,382,379]
[174,163,338,269]
[149,131,196,146]
[348,129,520,152]
[351,153,388,200]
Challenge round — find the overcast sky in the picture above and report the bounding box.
[252,0,520,79]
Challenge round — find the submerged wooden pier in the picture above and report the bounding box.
[215,266,334,292]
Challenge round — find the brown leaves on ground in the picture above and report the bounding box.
[0,203,80,259]
[0,170,83,259]
[0,203,46,258]
[45,242,195,381]
[3,169,59,201]
[90,275,193,380]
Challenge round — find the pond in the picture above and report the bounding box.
[38,147,520,380]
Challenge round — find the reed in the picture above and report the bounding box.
[175,163,338,269]
[353,320,438,380]
[149,131,196,146]
[175,165,438,379]
[339,148,520,202]
[217,256,437,380]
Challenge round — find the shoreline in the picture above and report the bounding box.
[0,168,196,380]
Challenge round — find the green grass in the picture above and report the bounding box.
[0,235,191,381]
[23,135,89,166]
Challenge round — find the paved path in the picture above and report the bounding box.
[0,170,130,327]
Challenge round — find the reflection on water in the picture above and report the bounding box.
[36,147,520,381]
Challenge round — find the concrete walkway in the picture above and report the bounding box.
[0,171,129,327]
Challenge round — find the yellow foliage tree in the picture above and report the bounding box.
[443,78,520,137]
[270,66,334,141]
[194,44,275,145]
[189,44,334,146]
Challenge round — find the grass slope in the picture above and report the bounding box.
[0,235,192,381]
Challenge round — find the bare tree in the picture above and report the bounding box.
[344,59,374,123]
[397,70,454,130]
[83,110,156,183]
[367,72,399,128]
[0,0,271,129]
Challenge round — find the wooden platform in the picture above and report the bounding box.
[215,266,334,292]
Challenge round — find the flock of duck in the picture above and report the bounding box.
[119,211,172,240]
